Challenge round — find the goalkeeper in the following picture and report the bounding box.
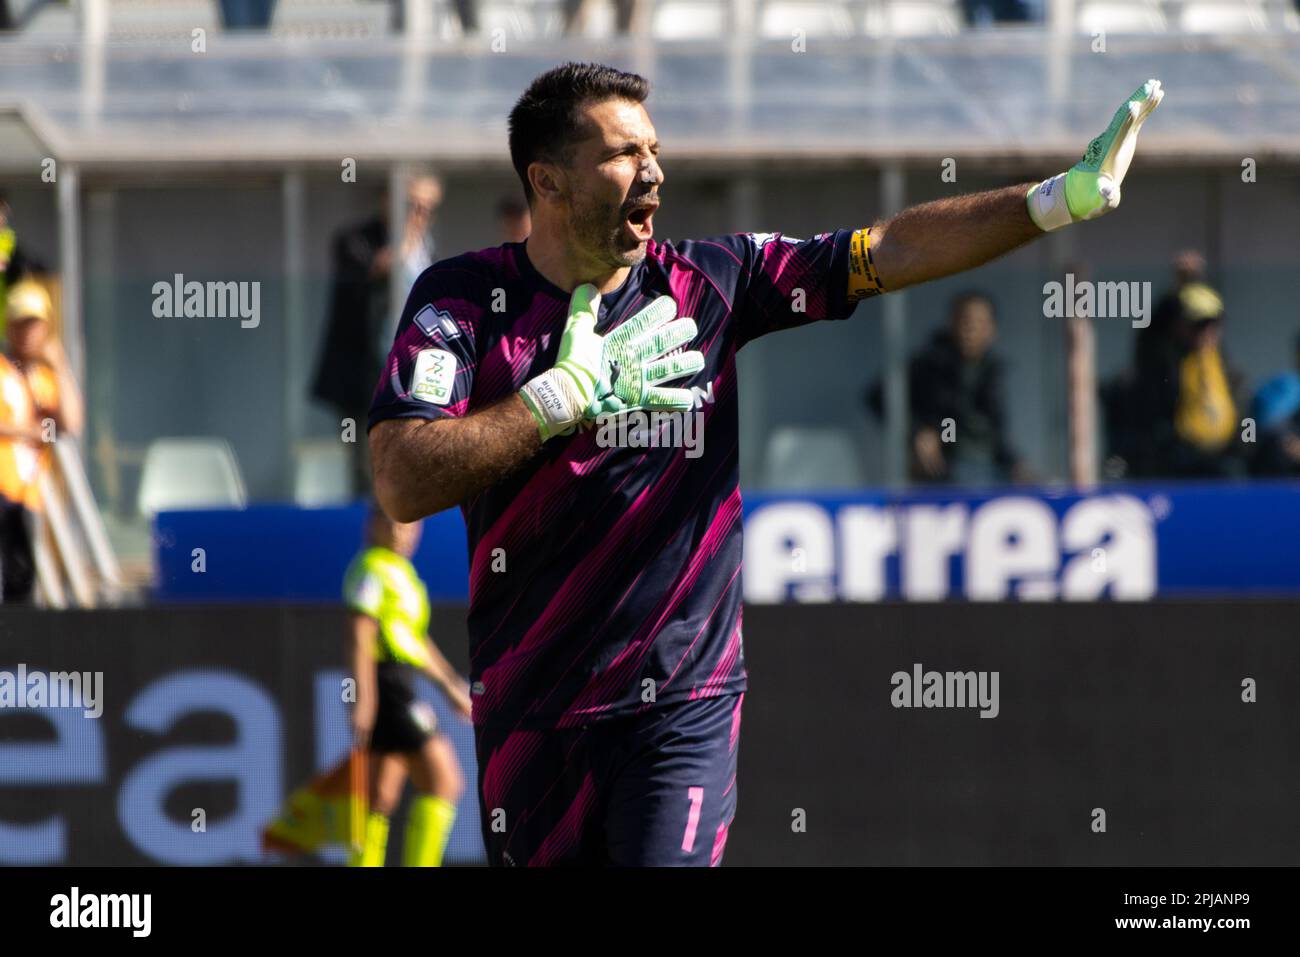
[366,63,1162,866]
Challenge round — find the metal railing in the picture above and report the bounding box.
[32,436,124,607]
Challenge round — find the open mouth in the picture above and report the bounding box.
[624,202,657,241]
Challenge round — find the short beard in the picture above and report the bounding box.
[569,191,645,270]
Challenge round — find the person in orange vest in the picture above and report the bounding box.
[0,280,82,602]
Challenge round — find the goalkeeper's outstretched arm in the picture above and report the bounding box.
[869,183,1042,294]
[868,79,1163,295]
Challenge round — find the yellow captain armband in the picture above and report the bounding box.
[848,227,885,303]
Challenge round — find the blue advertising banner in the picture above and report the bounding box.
[153,481,1300,602]
[154,503,470,602]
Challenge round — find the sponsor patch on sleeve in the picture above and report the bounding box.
[748,232,802,248]
[411,349,458,405]
[413,304,461,340]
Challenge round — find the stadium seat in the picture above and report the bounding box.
[651,0,728,40]
[1178,1,1268,33]
[759,1,856,38]
[759,427,866,490]
[136,438,248,518]
[864,0,963,37]
[1076,0,1168,33]
[293,441,352,507]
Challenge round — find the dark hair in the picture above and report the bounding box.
[508,62,650,204]
[949,290,995,321]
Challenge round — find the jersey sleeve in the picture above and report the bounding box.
[720,229,879,348]
[367,267,480,432]
[343,559,383,619]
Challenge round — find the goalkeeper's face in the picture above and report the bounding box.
[559,98,662,270]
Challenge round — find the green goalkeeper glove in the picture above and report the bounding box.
[586,295,705,418]
[1027,78,1164,232]
[518,283,704,441]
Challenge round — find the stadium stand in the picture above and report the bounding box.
[5,0,1298,38]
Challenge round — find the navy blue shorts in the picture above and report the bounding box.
[474,692,744,867]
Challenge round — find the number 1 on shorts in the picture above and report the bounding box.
[682,786,705,853]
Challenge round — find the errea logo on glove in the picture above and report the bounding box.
[411,349,457,405]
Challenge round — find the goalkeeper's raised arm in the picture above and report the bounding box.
[864,79,1164,294]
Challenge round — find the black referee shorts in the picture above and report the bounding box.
[369,662,438,754]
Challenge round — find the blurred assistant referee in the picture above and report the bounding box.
[345,508,472,866]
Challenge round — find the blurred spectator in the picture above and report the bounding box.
[1103,250,1213,478]
[0,280,82,603]
[497,195,531,243]
[867,292,1024,485]
[393,175,442,322]
[457,0,479,33]
[392,0,479,34]
[218,0,277,29]
[0,2,12,32]
[1249,332,1300,476]
[0,193,41,342]
[312,197,385,468]
[311,174,443,495]
[962,0,1038,26]
[564,0,643,34]
[0,352,38,602]
[1140,250,1205,375]
[1129,282,1244,479]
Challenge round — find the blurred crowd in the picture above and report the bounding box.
[874,250,1300,486]
[1103,251,1300,481]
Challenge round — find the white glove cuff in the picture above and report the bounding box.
[1026,173,1074,232]
[519,369,585,441]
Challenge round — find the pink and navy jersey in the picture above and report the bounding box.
[368,232,863,729]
